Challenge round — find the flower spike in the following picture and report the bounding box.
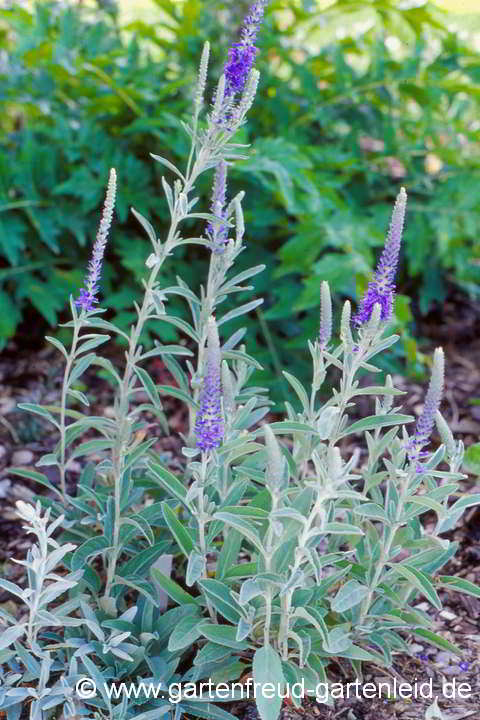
[319,280,332,348]
[415,347,445,446]
[195,317,224,452]
[195,41,210,110]
[209,1,267,132]
[207,160,229,254]
[407,347,445,468]
[224,1,268,98]
[76,168,117,312]
[354,187,407,327]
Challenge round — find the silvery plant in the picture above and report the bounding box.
[2,3,480,719]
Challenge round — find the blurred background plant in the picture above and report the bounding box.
[463,397,480,476]
[1,0,479,402]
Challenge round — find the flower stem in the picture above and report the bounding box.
[357,472,409,629]
[197,452,216,621]
[59,318,81,505]
[103,163,200,601]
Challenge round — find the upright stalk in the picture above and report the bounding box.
[263,492,280,647]
[278,491,327,659]
[197,452,216,621]
[58,319,81,505]
[104,165,199,601]
[357,472,409,628]
[188,258,217,442]
[188,246,230,443]
[26,525,48,649]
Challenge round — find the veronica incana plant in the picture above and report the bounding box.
[3,3,480,719]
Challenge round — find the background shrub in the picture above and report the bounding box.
[1,0,479,401]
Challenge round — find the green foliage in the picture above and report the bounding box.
[463,441,480,475]
[1,0,480,403]
[240,0,480,394]
[0,0,202,346]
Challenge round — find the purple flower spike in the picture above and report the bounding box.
[195,317,224,452]
[207,160,229,254]
[407,347,444,466]
[354,187,407,327]
[76,168,116,312]
[224,1,267,98]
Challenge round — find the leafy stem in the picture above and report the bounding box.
[104,163,200,602]
[357,470,410,629]
[278,491,327,659]
[197,452,216,621]
[58,307,82,505]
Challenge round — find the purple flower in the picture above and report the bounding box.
[415,349,444,442]
[209,2,266,130]
[206,160,229,254]
[195,317,224,452]
[224,2,267,98]
[407,347,444,466]
[76,169,116,312]
[459,661,469,672]
[354,187,407,327]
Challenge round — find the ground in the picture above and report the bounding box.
[0,289,479,720]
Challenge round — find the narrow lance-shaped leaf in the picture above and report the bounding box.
[338,414,414,439]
